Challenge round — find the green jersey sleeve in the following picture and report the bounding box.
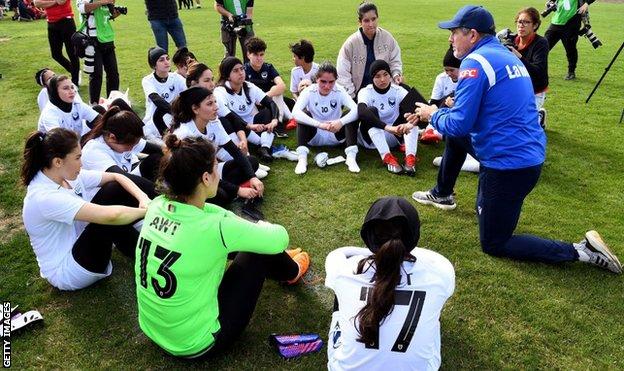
[219,211,289,254]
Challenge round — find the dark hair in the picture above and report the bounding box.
[290,39,315,63]
[245,37,267,54]
[355,220,414,346]
[315,61,338,80]
[172,47,195,67]
[159,135,217,202]
[186,62,211,88]
[83,106,144,145]
[357,2,378,20]
[515,7,541,32]
[170,86,213,132]
[21,128,80,186]
[217,56,243,86]
[35,68,51,87]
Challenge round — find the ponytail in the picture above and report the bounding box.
[355,229,413,346]
[21,128,79,186]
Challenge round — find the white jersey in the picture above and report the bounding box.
[37,100,99,136]
[292,83,358,127]
[142,72,187,138]
[173,119,231,147]
[37,86,83,112]
[290,62,319,94]
[430,72,457,101]
[81,136,146,173]
[357,84,409,125]
[325,246,455,371]
[22,169,109,290]
[214,82,266,124]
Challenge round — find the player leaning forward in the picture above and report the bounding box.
[410,5,621,273]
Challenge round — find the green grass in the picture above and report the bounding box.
[1,0,624,368]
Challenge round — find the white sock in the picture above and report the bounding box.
[403,128,419,156]
[295,146,309,174]
[229,133,240,144]
[273,95,292,120]
[260,131,275,148]
[345,145,360,173]
[574,242,590,262]
[247,131,261,146]
[368,127,390,159]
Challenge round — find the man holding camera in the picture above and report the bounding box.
[409,5,621,273]
[214,0,254,62]
[76,0,121,104]
[544,0,594,80]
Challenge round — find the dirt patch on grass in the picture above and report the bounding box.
[0,210,24,244]
[0,37,11,43]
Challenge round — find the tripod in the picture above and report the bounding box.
[585,42,624,123]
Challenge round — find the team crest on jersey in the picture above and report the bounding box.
[261,71,268,79]
[208,133,216,142]
[169,85,175,92]
[388,98,396,107]
[123,152,132,160]
[73,184,83,198]
[460,68,479,79]
[72,112,79,120]
[330,99,337,109]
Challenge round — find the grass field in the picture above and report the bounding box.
[1,0,624,369]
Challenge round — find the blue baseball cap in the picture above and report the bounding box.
[438,5,496,35]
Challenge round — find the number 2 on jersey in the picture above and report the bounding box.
[138,237,182,299]
[359,287,426,352]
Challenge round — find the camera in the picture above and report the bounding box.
[107,4,128,16]
[223,14,253,38]
[496,28,517,49]
[83,44,95,74]
[578,13,602,49]
[541,0,557,17]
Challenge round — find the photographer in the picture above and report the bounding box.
[506,7,549,128]
[544,0,595,80]
[214,0,254,62]
[76,0,121,104]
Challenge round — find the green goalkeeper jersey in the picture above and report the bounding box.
[135,195,288,357]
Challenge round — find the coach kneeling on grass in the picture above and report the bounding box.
[408,5,622,274]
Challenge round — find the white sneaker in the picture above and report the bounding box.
[255,168,268,179]
[575,230,622,274]
[273,148,299,161]
[258,164,270,172]
[295,158,308,174]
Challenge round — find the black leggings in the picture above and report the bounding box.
[359,106,403,145]
[297,122,357,147]
[205,251,299,355]
[207,156,260,206]
[71,181,147,273]
[89,39,120,104]
[47,17,80,86]
[545,14,581,73]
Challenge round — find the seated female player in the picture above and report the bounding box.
[213,56,279,163]
[21,128,150,291]
[81,106,163,185]
[169,86,264,205]
[141,46,187,143]
[35,68,83,111]
[135,135,310,357]
[38,75,100,137]
[291,61,359,174]
[186,62,249,156]
[326,197,455,370]
[357,60,419,176]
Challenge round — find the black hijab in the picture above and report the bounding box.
[47,75,73,113]
[360,196,421,253]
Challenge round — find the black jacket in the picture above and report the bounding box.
[145,0,179,21]
[518,34,549,93]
